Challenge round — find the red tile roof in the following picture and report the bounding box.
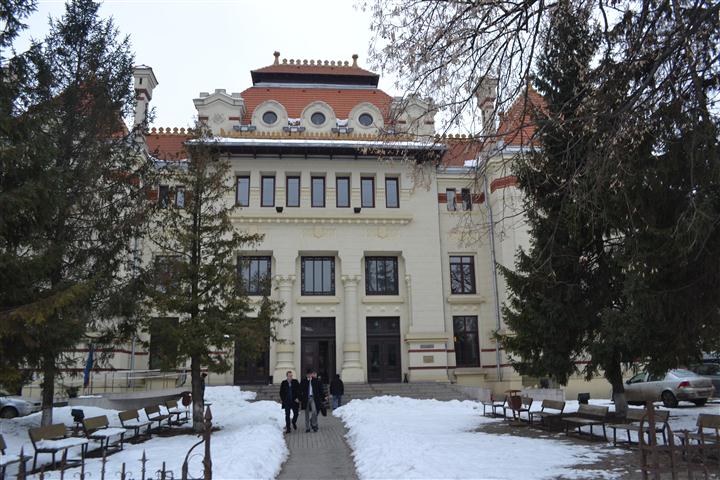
[146,131,189,160]
[497,86,546,147]
[240,86,393,124]
[252,63,377,77]
[442,139,483,167]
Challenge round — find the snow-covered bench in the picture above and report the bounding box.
[1,433,30,480]
[28,423,88,472]
[562,404,609,440]
[118,409,151,441]
[144,405,171,431]
[82,415,126,454]
[528,399,566,429]
[607,408,669,447]
[165,399,189,425]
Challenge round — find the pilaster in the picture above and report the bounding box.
[273,274,296,380]
[341,274,364,382]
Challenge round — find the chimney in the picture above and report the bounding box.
[133,65,159,127]
[476,77,498,136]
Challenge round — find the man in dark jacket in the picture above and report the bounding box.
[279,370,300,433]
[329,373,344,409]
[299,368,324,432]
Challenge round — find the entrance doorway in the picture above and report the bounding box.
[367,317,402,383]
[301,318,336,384]
[233,341,270,385]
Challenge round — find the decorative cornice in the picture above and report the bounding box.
[230,214,412,226]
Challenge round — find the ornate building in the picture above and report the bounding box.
[90,54,603,398]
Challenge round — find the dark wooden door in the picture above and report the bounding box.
[367,317,402,383]
[233,342,270,385]
[301,318,336,384]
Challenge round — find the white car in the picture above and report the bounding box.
[623,369,715,408]
[0,390,41,418]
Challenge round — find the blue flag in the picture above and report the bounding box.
[83,345,94,387]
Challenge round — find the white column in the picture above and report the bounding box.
[341,274,364,382]
[273,274,296,380]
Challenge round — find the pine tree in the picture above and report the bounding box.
[499,0,637,413]
[0,0,151,424]
[146,123,283,432]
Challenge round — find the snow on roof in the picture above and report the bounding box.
[189,136,447,152]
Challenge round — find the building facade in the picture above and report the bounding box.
[32,54,608,399]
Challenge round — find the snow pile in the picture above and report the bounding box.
[335,396,618,480]
[0,386,286,480]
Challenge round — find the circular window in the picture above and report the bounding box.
[262,111,277,125]
[311,112,326,126]
[358,113,374,126]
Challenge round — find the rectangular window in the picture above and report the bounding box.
[446,188,457,211]
[158,185,170,208]
[155,255,181,293]
[450,255,476,294]
[261,176,275,207]
[453,316,480,367]
[301,256,335,295]
[238,256,272,295]
[286,176,300,207]
[336,176,350,208]
[175,186,185,208]
[149,317,180,371]
[311,176,325,207]
[361,177,375,208]
[461,188,472,211]
[385,177,399,208]
[365,257,399,295]
[236,176,250,207]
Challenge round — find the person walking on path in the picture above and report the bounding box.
[330,374,344,409]
[279,370,300,434]
[300,368,323,432]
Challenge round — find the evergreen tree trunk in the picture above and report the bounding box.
[191,355,204,433]
[40,352,55,426]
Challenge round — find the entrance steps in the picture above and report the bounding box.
[239,382,474,403]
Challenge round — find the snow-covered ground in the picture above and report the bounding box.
[334,396,720,480]
[0,386,287,480]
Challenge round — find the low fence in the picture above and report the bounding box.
[637,402,719,480]
[13,406,213,480]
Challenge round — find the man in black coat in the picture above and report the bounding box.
[299,368,324,432]
[279,370,300,433]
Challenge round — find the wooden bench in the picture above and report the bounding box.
[165,399,189,425]
[674,413,720,447]
[144,405,171,431]
[82,415,126,453]
[118,410,152,441]
[607,408,669,447]
[1,434,30,480]
[505,396,533,421]
[562,404,609,440]
[481,395,507,417]
[490,396,510,418]
[528,399,566,428]
[28,423,88,471]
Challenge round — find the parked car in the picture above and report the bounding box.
[0,390,41,418]
[622,369,715,408]
[689,363,720,397]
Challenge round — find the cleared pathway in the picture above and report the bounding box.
[277,411,358,480]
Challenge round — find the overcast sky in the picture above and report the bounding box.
[18,0,396,127]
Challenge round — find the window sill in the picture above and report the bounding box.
[362,295,404,304]
[296,296,340,304]
[453,367,486,376]
[447,295,484,304]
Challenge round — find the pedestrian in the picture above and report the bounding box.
[330,373,344,409]
[299,367,323,432]
[279,370,300,434]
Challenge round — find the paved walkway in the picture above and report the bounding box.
[277,411,358,480]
